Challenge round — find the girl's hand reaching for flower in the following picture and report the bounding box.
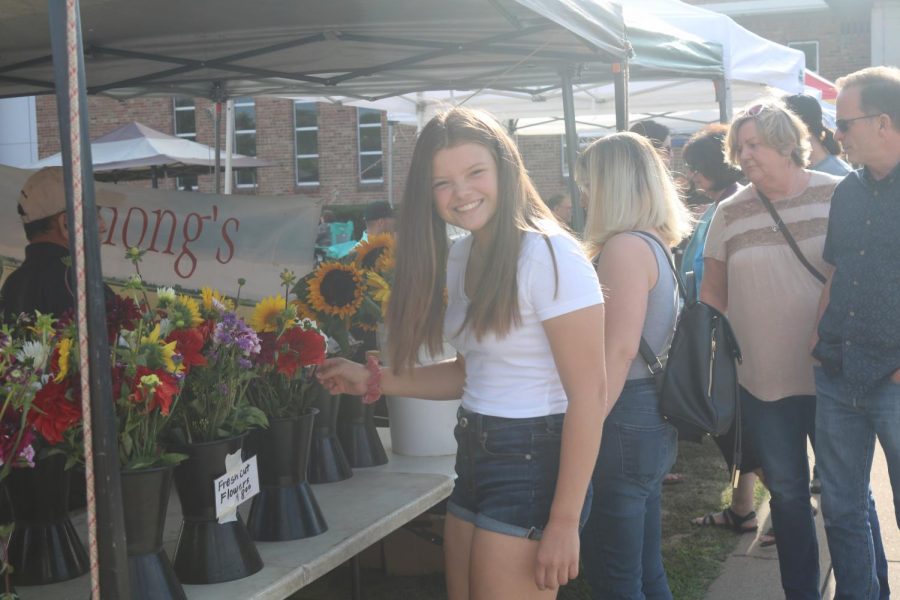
[316,358,369,396]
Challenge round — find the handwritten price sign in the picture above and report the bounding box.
[214,453,260,523]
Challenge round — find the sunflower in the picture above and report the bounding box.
[200,287,234,315]
[306,262,365,320]
[140,324,181,374]
[251,295,287,333]
[291,299,316,322]
[366,271,391,318]
[53,337,73,383]
[169,295,203,329]
[352,233,395,271]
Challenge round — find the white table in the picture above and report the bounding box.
[19,429,457,600]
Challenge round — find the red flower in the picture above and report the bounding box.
[256,332,277,366]
[29,378,82,445]
[275,327,326,377]
[106,295,141,342]
[166,328,207,372]
[131,367,179,416]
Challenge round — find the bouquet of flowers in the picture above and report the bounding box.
[0,313,57,478]
[247,270,328,419]
[291,233,393,355]
[168,284,268,444]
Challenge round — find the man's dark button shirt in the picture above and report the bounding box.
[814,163,900,400]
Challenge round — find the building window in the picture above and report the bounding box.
[294,102,319,186]
[233,97,257,188]
[561,135,598,178]
[788,41,819,73]
[173,97,198,191]
[357,108,383,183]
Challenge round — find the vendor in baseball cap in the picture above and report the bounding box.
[18,166,122,224]
[2,166,120,322]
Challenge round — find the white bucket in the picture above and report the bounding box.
[379,328,461,457]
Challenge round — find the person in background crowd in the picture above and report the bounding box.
[577,132,691,599]
[700,99,840,599]
[360,199,396,243]
[545,193,573,227]
[785,93,852,177]
[0,166,118,323]
[316,209,336,247]
[812,65,900,600]
[317,108,607,599]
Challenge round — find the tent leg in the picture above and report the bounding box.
[716,77,732,123]
[48,1,130,598]
[613,61,629,132]
[151,165,158,189]
[559,65,583,233]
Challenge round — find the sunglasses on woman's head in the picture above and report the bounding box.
[835,114,880,133]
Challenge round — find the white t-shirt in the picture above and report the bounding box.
[444,231,603,418]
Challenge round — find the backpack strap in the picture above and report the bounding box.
[756,190,827,285]
[628,231,685,378]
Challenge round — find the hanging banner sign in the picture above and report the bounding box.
[0,165,321,301]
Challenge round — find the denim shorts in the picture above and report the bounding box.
[447,407,592,540]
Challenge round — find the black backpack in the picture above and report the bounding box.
[635,234,744,473]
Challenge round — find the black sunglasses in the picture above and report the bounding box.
[835,114,880,133]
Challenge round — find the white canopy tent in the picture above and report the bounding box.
[30,121,269,185]
[307,0,806,135]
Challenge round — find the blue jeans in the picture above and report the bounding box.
[815,367,896,600]
[447,408,592,539]
[741,388,820,599]
[581,379,676,600]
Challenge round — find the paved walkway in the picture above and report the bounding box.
[705,442,898,600]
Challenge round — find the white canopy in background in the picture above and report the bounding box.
[30,122,268,181]
[305,0,806,135]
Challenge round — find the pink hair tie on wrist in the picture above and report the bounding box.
[363,351,383,405]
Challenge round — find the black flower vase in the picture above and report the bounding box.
[4,452,89,585]
[337,395,387,468]
[122,466,185,599]
[307,384,352,484]
[171,434,262,584]
[246,409,328,541]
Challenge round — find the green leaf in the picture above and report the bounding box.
[158,452,188,466]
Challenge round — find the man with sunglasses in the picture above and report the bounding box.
[812,66,900,599]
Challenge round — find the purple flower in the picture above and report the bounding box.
[238,358,252,370]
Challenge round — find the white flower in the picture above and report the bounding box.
[156,287,176,304]
[16,340,49,369]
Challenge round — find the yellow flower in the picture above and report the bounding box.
[169,295,203,329]
[306,262,365,320]
[251,296,286,333]
[366,272,391,318]
[141,324,181,374]
[352,233,395,272]
[54,337,73,383]
[200,287,234,314]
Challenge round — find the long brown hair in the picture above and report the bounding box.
[386,107,559,372]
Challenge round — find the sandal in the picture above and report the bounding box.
[760,527,776,547]
[691,507,758,533]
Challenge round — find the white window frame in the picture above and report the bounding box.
[788,40,819,73]
[357,108,384,184]
[294,101,319,187]
[173,98,197,190]
[233,97,258,189]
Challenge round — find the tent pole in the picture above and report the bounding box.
[151,165,158,189]
[214,101,222,194]
[48,1,129,598]
[613,60,630,132]
[559,65,583,233]
[719,77,733,123]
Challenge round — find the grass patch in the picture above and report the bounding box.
[294,439,762,599]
